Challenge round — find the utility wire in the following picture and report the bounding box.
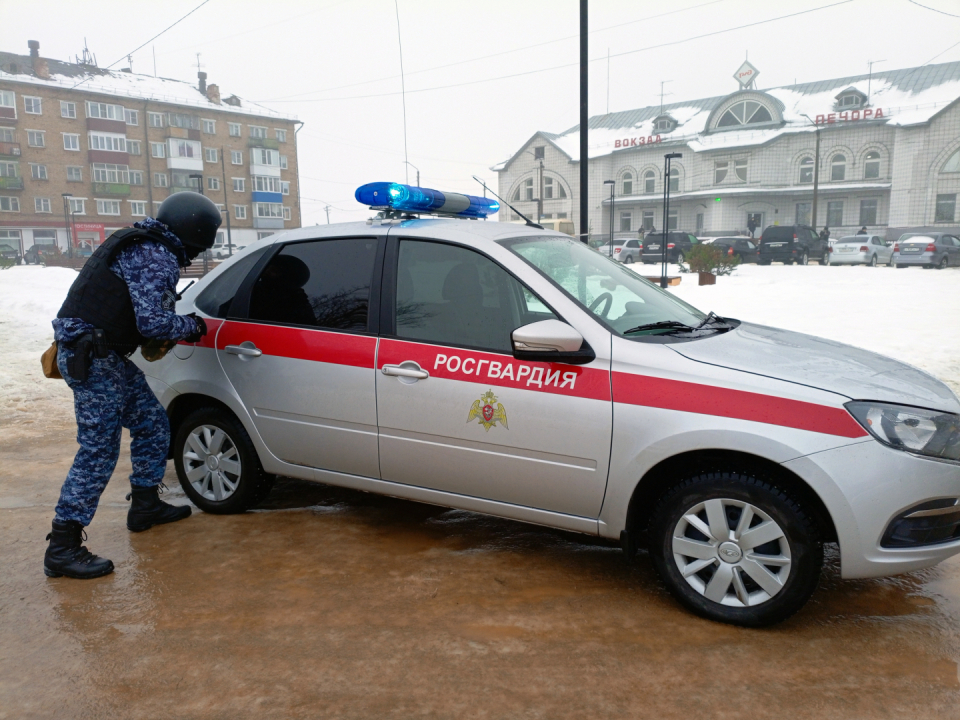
[262,0,854,104]
[71,0,214,89]
[924,39,960,65]
[907,0,960,18]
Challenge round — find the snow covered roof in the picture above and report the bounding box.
[0,50,296,121]
[494,61,960,170]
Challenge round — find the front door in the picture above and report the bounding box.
[216,236,383,478]
[375,238,613,518]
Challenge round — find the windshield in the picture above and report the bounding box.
[499,236,706,336]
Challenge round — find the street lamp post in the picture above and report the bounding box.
[61,193,73,257]
[403,161,420,187]
[801,114,821,232]
[661,152,683,288]
[603,180,615,257]
[188,174,208,273]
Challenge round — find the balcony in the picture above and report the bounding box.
[0,176,24,190]
[0,142,21,158]
[93,182,131,196]
[248,137,279,150]
[0,107,16,121]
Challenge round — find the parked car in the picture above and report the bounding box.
[894,232,960,269]
[599,238,642,264]
[22,243,59,265]
[710,236,759,263]
[211,238,248,260]
[757,224,827,265]
[0,242,22,265]
[830,235,893,266]
[137,189,960,628]
[641,231,699,264]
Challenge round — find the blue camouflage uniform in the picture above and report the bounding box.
[53,219,201,527]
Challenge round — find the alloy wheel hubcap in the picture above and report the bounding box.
[671,498,792,607]
[183,425,242,501]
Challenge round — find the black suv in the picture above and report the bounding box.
[641,231,699,264]
[757,225,827,265]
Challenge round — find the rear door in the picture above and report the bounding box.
[216,235,385,477]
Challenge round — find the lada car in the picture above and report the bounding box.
[137,183,960,627]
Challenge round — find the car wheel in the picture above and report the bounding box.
[173,407,274,514]
[798,252,809,265]
[649,471,823,627]
[869,254,878,267]
[888,254,895,267]
[821,252,830,265]
[624,255,634,264]
[939,256,948,269]
[676,252,685,265]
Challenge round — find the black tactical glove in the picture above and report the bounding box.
[183,313,208,343]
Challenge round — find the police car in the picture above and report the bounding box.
[137,182,960,627]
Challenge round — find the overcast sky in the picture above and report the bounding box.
[5,0,960,224]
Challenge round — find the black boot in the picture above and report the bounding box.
[127,484,192,532]
[44,520,115,579]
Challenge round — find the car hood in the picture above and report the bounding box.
[670,322,960,413]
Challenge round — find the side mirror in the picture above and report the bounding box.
[512,320,595,365]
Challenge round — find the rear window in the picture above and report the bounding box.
[900,235,936,244]
[835,236,864,244]
[761,227,794,242]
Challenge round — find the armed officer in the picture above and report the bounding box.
[44,192,221,579]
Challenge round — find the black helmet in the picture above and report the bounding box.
[156,192,221,254]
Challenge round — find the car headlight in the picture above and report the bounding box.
[846,401,960,461]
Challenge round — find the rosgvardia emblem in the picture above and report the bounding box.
[467,390,508,432]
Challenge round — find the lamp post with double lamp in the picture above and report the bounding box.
[603,180,615,258]
[661,152,682,288]
[801,114,821,234]
[61,193,73,258]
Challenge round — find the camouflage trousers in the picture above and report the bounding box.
[55,344,169,526]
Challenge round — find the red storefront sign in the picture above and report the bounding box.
[815,108,886,125]
[72,222,106,249]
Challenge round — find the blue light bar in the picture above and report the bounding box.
[356,182,500,219]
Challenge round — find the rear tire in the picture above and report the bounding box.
[888,254,895,267]
[649,471,823,627]
[821,252,830,265]
[173,407,274,514]
[625,255,634,265]
[798,252,809,265]
[869,254,878,267]
[676,251,685,265]
[939,256,948,269]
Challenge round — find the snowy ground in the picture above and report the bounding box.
[1,262,958,438]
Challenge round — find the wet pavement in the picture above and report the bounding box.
[2,422,960,719]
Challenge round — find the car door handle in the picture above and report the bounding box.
[382,362,429,380]
[225,343,262,357]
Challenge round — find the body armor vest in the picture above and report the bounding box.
[57,228,182,354]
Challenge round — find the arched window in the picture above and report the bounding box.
[717,100,773,128]
[799,156,814,183]
[831,154,846,182]
[644,170,655,194]
[864,151,881,179]
[669,167,680,192]
[622,172,633,195]
[943,149,960,173]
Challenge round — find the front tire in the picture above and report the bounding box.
[798,251,809,265]
[821,251,830,265]
[173,407,274,514]
[649,471,823,627]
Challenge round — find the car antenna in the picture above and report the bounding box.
[472,176,542,229]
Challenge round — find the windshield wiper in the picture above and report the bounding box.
[696,311,725,329]
[623,320,694,335]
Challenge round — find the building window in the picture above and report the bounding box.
[734,159,747,182]
[170,139,200,158]
[28,130,45,147]
[252,175,280,193]
[716,100,773,128]
[0,90,15,114]
[207,176,220,191]
[124,108,139,126]
[0,161,18,179]
[233,178,245,192]
[32,229,56,245]
[148,112,164,128]
[644,170,655,194]
[202,119,216,134]
[622,172,633,195]
[799,156,814,183]
[935,194,956,223]
[254,202,283,218]
[838,94,861,108]
[619,211,632,232]
[533,146,545,160]
[943,149,960,173]
[228,122,241,137]
[125,140,140,156]
[715,161,728,184]
[863,151,881,179]
[167,113,199,130]
[87,102,124,120]
[89,133,126,152]
[130,170,143,185]
[24,96,42,114]
[60,101,76,119]
[257,231,274,240]
[275,128,287,143]
[231,150,242,165]
[68,198,85,214]
[249,126,267,139]
[544,176,556,199]
[667,209,678,230]
[30,163,48,180]
[827,201,843,227]
[830,154,846,182]
[0,196,20,212]
[642,210,655,230]
[280,155,288,170]
[153,172,168,188]
[35,197,52,213]
[859,199,878,226]
[654,118,673,132]
[234,204,247,220]
[204,147,218,163]
[67,166,82,182]
[696,213,704,232]
[283,206,292,221]
[129,200,146,216]
[669,167,680,192]
[0,128,12,142]
[151,142,166,158]
[796,202,812,226]
[96,199,121,215]
[92,163,130,183]
[280,180,290,195]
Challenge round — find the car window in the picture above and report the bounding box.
[249,238,379,331]
[761,227,792,242]
[688,235,699,244]
[627,239,639,248]
[194,248,268,318]
[395,240,556,353]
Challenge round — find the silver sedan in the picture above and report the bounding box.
[830,235,893,266]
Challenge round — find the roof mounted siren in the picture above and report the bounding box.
[356,182,500,222]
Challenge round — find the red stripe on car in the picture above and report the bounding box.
[216,321,377,368]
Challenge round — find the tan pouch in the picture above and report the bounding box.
[41,341,63,380]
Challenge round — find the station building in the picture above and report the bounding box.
[0,40,300,257]
[494,60,960,241]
